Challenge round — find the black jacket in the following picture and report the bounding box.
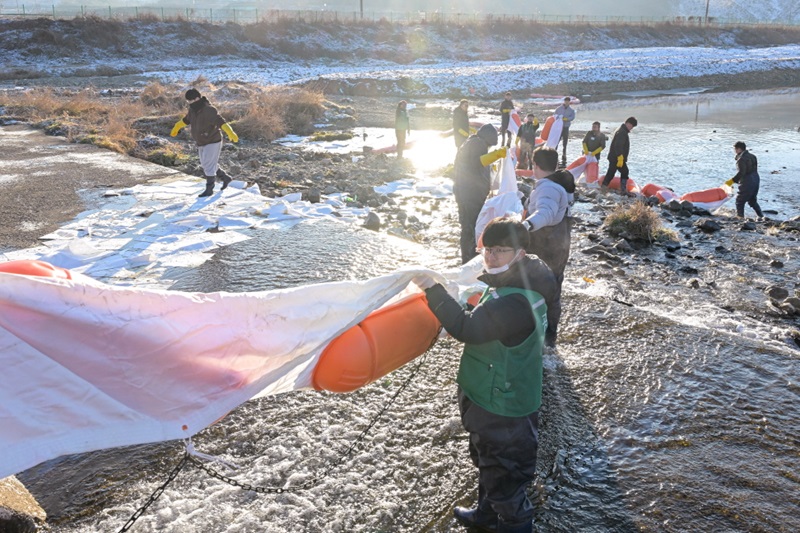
[607,123,631,161]
[453,124,498,199]
[424,255,557,347]
[732,150,758,183]
[518,122,540,144]
[500,98,514,127]
[453,106,470,147]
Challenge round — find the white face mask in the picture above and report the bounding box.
[484,250,524,275]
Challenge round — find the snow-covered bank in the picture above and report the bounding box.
[144,44,800,98]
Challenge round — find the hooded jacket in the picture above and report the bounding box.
[453,124,498,200]
[182,97,227,147]
[524,170,575,231]
[732,150,758,184]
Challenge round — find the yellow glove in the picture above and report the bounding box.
[458,128,470,137]
[724,178,734,187]
[582,142,589,156]
[616,155,624,168]
[170,119,186,137]
[480,147,507,166]
[562,117,569,122]
[469,127,477,134]
[533,118,539,127]
[221,123,239,143]
[591,147,603,156]
[515,136,521,146]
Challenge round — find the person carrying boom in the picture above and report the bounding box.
[454,125,508,264]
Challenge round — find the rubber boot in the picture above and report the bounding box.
[216,168,232,190]
[198,176,215,197]
[497,517,532,533]
[453,506,498,532]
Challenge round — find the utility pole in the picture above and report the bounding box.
[360,0,364,20]
[704,0,710,25]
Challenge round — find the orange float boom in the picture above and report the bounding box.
[312,293,441,393]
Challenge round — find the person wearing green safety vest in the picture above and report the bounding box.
[414,217,558,533]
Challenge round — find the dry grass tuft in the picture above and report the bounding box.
[232,86,325,141]
[139,82,185,114]
[0,82,324,158]
[603,200,677,243]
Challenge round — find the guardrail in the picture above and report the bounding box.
[0,6,795,28]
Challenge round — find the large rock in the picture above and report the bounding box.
[0,476,46,532]
[693,218,721,233]
[363,211,381,231]
[766,285,790,300]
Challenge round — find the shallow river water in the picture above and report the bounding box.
[17,89,800,532]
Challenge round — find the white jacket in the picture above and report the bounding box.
[524,178,571,231]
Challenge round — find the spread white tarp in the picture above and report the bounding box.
[0,262,481,480]
[475,152,524,242]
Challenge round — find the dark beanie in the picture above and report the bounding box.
[185,89,201,101]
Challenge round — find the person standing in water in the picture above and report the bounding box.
[453,99,472,149]
[395,100,411,158]
[726,141,765,220]
[414,218,557,533]
[499,92,515,147]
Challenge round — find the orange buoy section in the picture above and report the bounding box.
[604,176,639,193]
[0,260,72,279]
[312,293,440,393]
[680,187,727,204]
[566,155,586,172]
[585,161,599,183]
[540,116,555,141]
[641,183,668,197]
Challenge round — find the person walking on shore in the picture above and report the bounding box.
[414,217,558,533]
[725,141,765,220]
[601,117,638,196]
[453,99,472,149]
[395,100,411,158]
[170,89,238,198]
[522,147,575,347]
[554,97,576,166]
[453,125,507,264]
[499,92,515,147]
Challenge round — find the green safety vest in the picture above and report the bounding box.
[457,287,547,417]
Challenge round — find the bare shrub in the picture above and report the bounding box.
[232,86,325,141]
[603,200,677,243]
[139,82,185,114]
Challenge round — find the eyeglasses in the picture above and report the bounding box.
[479,247,516,256]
